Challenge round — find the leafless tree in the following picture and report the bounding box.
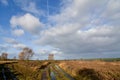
[13,56,16,60]
[18,47,34,60]
[19,52,25,60]
[0,56,1,60]
[1,52,8,60]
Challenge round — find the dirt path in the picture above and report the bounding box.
[50,71,56,80]
[40,63,75,80]
[41,68,48,80]
[54,64,75,80]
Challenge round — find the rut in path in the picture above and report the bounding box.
[55,65,75,80]
[50,71,56,80]
[41,64,57,80]
[41,69,48,80]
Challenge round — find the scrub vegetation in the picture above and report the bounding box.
[58,60,120,80]
[0,59,120,80]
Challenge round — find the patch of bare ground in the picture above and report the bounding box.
[58,60,120,80]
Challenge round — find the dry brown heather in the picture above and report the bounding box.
[58,60,120,80]
[0,61,17,64]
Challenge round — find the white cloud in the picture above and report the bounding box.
[13,0,43,15]
[35,25,120,54]
[49,0,108,25]
[34,0,120,57]
[13,43,26,49]
[12,29,24,36]
[0,0,8,6]
[22,2,42,15]
[34,47,63,57]
[0,44,9,53]
[36,49,48,54]
[5,0,120,59]
[50,50,63,55]
[3,37,27,50]
[101,0,120,26]
[10,13,43,34]
[4,38,18,44]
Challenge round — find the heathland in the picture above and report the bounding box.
[0,59,120,80]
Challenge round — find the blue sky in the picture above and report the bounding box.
[0,0,120,60]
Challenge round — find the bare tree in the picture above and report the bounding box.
[18,47,34,60]
[19,52,25,60]
[13,56,16,60]
[1,52,8,60]
[18,47,34,80]
[0,56,1,60]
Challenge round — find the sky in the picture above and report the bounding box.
[0,0,120,60]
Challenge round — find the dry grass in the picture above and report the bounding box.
[58,60,120,80]
[6,60,51,80]
[0,61,17,64]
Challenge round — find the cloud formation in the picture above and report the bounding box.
[1,0,119,59]
[3,37,26,50]
[4,38,18,44]
[10,13,43,34]
[12,43,26,49]
[35,0,120,57]
[0,0,8,6]
[12,29,24,36]
[13,0,43,15]
[22,2,42,15]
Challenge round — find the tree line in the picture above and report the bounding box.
[0,47,34,60]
